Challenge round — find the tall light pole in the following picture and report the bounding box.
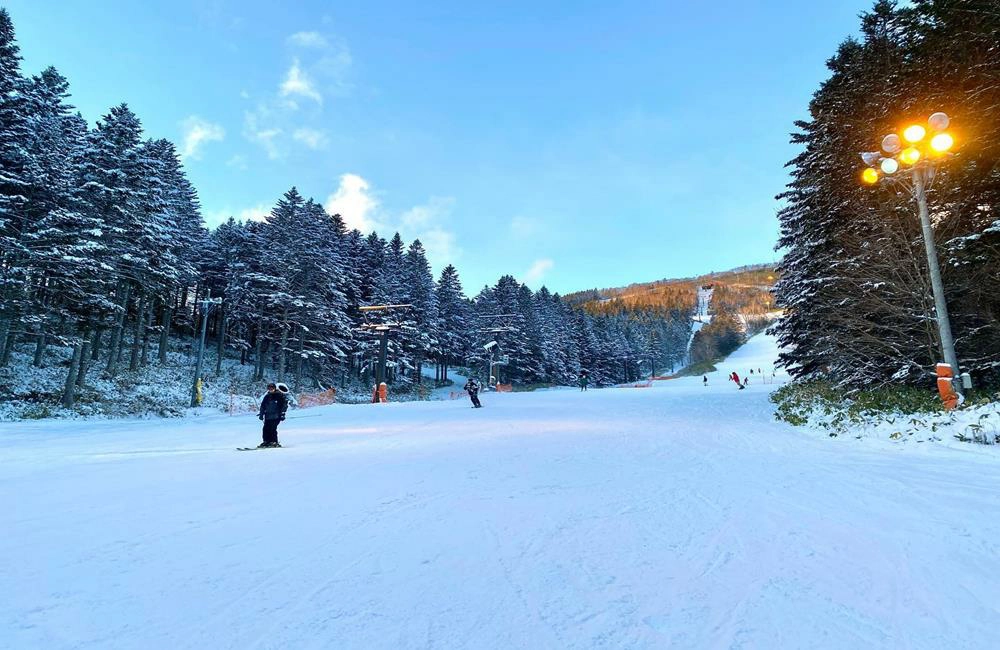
[860,111,961,387]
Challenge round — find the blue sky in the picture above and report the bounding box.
[7,0,871,294]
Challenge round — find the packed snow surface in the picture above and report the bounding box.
[3,335,999,649]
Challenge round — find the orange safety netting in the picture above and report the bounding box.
[297,388,337,408]
[495,383,513,393]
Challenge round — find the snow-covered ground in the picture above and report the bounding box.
[683,286,714,366]
[694,286,713,324]
[3,335,999,649]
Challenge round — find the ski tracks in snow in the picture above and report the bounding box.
[3,335,1000,648]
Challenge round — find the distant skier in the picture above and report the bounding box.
[464,378,482,408]
[750,368,754,375]
[703,375,708,387]
[743,376,749,388]
[257,382,289,448]
[579,371,589,392]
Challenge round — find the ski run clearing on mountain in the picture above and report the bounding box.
[3,334,999,649]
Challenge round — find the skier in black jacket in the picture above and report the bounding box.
[464,378,482,408]
[257,382,288,448]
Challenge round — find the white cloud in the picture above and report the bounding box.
[322,176,462,269]
[203,203,272,228]
[280,58,322,104]
[226,154,248,170]
[236,204,271,222]
[324,173,380,232]
[288,31,329,48]
[316,46,354,95]
[243,109,283,159]
[401,196,454,229]
[399,197,460,267]
[414,226,460,269]
[179,116,225,160]
[293,128,328,150]
[510,215,540,239]
[521,259,554,287]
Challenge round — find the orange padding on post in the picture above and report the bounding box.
[936,363,959,410]
[495,384,513,393]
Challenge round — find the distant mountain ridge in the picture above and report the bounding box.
[564,263,779,314]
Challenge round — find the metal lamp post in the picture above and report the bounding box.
[860,111,962,388]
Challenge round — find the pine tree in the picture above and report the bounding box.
[435,264,470,382]
[772,0,1000,386]
[402,239,438,382]
[0,9,32,365]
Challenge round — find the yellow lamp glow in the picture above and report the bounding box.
[903,124,927,143]
[930,132,954,153]
[862,168,879,184]
[900,147,922,165]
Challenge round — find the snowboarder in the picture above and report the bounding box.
[257,382,288,448]
[731,372,744,390]
[464,378,482,408]
[579,371,589,392]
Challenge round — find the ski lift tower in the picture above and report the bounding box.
[476,313,518,389]
[357,304,412,388]
[190,290,222,407]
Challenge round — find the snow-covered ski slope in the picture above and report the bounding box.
[3,335,999,649]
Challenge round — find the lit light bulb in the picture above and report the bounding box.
[903,124,927,143]
[880,158,899,174]
[900,147,922,165]
[930,132,954,153]
[862,168,880,184]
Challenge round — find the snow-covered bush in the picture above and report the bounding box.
[772,381,1000,445]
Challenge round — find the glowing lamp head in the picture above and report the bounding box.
[862,168,880,184]
[900,147,922,165]
[881,133,902,154]
[903,124,927,143]
[928,112,950,131]
[930,132,954,153]
[880,158,899,175]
